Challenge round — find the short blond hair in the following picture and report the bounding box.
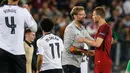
[70,6,85,18]
[94,6,105,18]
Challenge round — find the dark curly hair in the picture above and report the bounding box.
[40,18,54,32]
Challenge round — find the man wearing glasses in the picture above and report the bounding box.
[62,6,93,73]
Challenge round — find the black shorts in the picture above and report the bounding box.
[62,65,81,73]
[0,48,26,73]
[0,48,9,73]
[40,69,62,73]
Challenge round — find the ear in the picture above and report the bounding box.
[97,15,101,19]
[73,15,77,19]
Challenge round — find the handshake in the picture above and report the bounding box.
[70,46,95,56]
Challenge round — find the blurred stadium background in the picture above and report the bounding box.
[1,0,130,73]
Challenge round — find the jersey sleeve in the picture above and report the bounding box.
[64,26,76,51]
[97,25,109,39]
[60,39,64,52]
[23,8,37,28]
[37,40,44,55]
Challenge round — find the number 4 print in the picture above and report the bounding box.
[5,16,16,34]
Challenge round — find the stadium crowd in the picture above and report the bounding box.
[1,0,130,73]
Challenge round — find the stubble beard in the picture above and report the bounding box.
[79,21,84,24]
[94,19,99,24]
[78,19,85,25]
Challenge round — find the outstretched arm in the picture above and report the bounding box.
[77,37,104,47]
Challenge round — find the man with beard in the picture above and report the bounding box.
[62,6,93,73]
[76,6,112,73]
[36,18,64,73]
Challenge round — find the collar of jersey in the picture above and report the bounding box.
[24,40,32,47]
[44,32,51,35]
[73,21,84,31]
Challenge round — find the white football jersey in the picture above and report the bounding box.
[37,33,64,71]
[0,5,37,55]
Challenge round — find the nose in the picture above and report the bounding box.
[92,16,94,19]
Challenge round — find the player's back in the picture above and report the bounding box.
[37,33,64,71]
[0,5,32,55]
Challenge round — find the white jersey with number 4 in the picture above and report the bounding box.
[0,5,37,55]
[37,33,64,71]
